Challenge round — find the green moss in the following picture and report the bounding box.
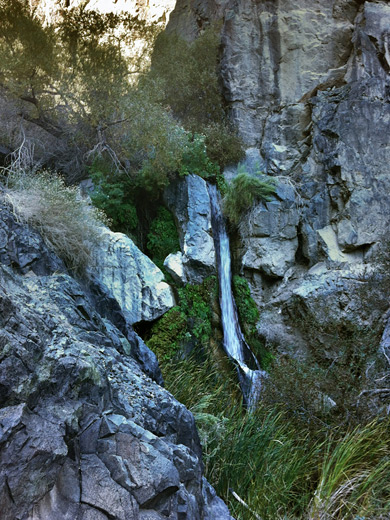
[233,275,259,333]
[146,276,218,363]
[146,308,187,362]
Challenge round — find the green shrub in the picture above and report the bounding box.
[146,206,180,268]
[147,26,244,168]
[203,121,245,168]
[146,276,218,365]
[90,160,138,235]
[178,133,220,179]
[177,276,218,346]
[3,169,108,274]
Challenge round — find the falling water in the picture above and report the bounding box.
[208,184,266,406]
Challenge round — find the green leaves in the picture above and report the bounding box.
[147,206,180,268]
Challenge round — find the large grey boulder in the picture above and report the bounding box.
[238,182,299,278]
[91,228,175,325]
[164,174,216,284]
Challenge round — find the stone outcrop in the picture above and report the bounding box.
[164,174,216,284]
[91,228,175,325]
[0,202,233,520]
[168,0,390,354]
[238,182,299,279]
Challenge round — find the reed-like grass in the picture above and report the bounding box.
[161,356,390,520]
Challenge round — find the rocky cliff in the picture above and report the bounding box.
[168,0,390,356]
[0,201,233,519]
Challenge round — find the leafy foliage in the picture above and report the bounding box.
[178,133,219,179]
[146,276,218,362]
[177,277,218,346]
[146,206,180,268]
[147,27,244,168]
[90,159,138,235]
[223,170,277,225]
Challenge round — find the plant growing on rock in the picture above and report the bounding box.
[223,170,277,225]
[146,206,180,269]
[2,168,108,274]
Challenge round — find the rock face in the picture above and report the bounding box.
[167,0,390,352]
[164,174,216,284]
[238,182,299,279]
[0,203,233,520]
[91,228,175,325]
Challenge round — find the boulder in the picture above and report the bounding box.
[164,251,187,285]
[164,174,216,284]
[90,228,175,325]
[238,181,299,278]
[0,200,66,276]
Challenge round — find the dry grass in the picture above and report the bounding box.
[2,168,109,275]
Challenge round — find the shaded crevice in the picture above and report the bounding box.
[368,35,390,74]
[141,485,179,509]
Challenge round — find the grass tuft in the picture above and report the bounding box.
[3,169,108,275]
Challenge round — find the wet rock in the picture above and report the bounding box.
[164,174,216,283]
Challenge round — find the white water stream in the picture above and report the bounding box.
[208,184,266,406]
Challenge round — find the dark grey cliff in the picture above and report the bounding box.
[0,202,233,520]
[167,0,390,356]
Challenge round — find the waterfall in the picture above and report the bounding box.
[208,184,266,407]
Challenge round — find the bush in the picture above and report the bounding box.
[178,133,220,179]
[177,276,218,346]
[203,121,245,168]
[147,27,244,168]
[90,160,138,235]
[146,206,180,269]
[223,170,277,225]
[146,276,219,363]
[3,168,108,274]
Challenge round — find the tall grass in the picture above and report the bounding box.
[223,171,276,226]
[160,355,390,520]
[309,422,390,520]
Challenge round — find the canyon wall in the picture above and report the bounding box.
[168,0,390,355]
